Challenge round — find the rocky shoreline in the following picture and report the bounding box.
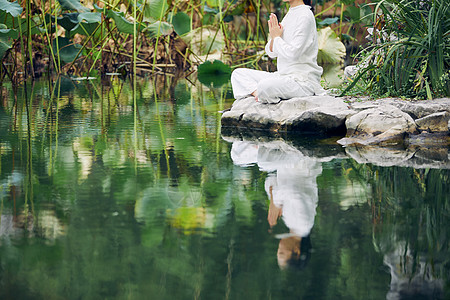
[221,96,450,145]
[221,96,450,168]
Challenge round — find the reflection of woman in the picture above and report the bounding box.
[259,143,321,269]
[229,140,321,269]
[231,0,325,104]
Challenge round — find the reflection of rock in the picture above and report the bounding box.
[379,241,444,300]
[344,145,450,169]
[224,131,450,169]
[222,134,347,162]
[345,146,416,167]
[221,96,354,135]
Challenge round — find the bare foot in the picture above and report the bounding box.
[251,90,258,102]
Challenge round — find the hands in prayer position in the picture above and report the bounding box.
[268,13,283,52]
[251,13,284,102]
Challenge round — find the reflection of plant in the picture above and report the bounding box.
[349,160,450,283]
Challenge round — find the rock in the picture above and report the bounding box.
[338,105,418,146]
[344,65,358,79]
[338,125,407,146]
[415,111,450,133]
[349,98,450,119]
[221,95,354,135]
[346,105,417,136]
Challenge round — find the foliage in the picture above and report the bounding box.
[197,59,231,87]
[0,0,355,84]
[342,0,450,99]
[317,26,346,65]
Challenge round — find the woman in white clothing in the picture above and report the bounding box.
[231,0,325,104]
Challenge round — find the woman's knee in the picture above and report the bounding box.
[231,68,246,84]
[257,79,277,96]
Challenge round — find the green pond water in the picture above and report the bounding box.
[0,77,449,300]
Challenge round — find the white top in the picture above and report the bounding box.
[265,5,324,94]
[260,145,321,237]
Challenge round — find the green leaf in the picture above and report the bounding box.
[0,36,12,60]
[58,0,89,12]
[53,36,82,64]
[77,12,101,23]
[0,11,41,35]
[317,27,346,64]
[106,10,135,35]
[0,0,22,17]
[206,0,222,8]
[317,17,339,27]
[344,6,360,22]
[181,25,225,56]
[141,0,168,22]
[57,13,79,33]
[197,60,231,87]
[144,21,173,38]
[171,12,190,36]
[71,22,100,36]
[0,28,18,39]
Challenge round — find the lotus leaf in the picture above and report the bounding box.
[144,21,173,38]
[77,12,101,23]
[71,22,100,37]
[57,13,79,33]
[106,10,136,35]
[53,36,82,64]
[317,17,339,27]
[0,28,18,39]
[181,26,225,57]
[58,0,89,12]
[317,27,346,65]
[141,0,168,23]
[0,0,21,17]
[197,60,231,87]
[0,37,11,60]
[171,12,190,36]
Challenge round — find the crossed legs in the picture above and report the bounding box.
[231,68,315,104]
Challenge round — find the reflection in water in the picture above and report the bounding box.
[231,140,322,269]
[0,77,448,299]
[382,241,444,300]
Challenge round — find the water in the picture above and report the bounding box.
[0,77,448,299]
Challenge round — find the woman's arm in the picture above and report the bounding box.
[265,39,277,58]
[265,13,283,58]
[272,15,315,60]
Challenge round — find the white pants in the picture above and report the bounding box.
[231,68,315,104]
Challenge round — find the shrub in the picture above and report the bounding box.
[343,0,450,99]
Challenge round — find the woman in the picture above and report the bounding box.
[231,0,325,104]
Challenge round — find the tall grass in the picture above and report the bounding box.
[342,0,450,99]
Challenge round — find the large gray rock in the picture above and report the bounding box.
[221,95,354,135]
[415,111,450,133]
[338,105,418,146]
[349,98,450,119]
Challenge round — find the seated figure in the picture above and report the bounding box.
[231,0,325,104]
